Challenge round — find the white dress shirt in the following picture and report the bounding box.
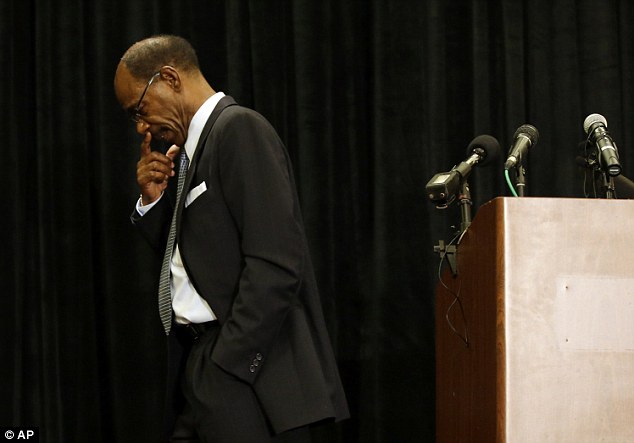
[136,92,226,324]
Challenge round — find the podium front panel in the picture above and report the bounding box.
[436,197,634,442]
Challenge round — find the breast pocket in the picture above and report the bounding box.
[185,181,208,208]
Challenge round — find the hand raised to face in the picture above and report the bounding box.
[136,131,181,205]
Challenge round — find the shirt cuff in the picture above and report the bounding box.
[136,193,163,216]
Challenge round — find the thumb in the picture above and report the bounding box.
[165,144,181,161]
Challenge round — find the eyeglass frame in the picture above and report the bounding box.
[130,71,161,123]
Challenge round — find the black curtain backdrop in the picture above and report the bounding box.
[2,1,633,442]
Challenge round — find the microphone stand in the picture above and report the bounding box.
[602,173,617,199]
[587,142,618,198]
[582,153,617,199]
[433,179,472,277]
[457,180,473,233]
[515,163,526,197]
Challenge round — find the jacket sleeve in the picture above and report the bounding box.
[210,109,306,385]
[130,194,173,256]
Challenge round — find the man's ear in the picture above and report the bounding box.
[158,65,181,91]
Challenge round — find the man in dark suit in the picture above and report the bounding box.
[114,35,349,442]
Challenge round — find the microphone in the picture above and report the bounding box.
[583,113,621,177]
[426,135,500,205]
[504,124,539,170]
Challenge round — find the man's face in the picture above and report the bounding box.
[114,64,188,147]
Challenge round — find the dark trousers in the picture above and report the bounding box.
[170,324,312,443]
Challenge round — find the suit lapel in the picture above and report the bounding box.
[175,95,238,232]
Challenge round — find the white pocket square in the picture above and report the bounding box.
[185,181,207,208]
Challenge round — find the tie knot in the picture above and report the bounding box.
[179,150,189,172]
[181,149,189,162]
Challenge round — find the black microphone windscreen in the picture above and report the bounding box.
[466,134,500,167]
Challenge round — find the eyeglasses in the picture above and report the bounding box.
[130,71,161,123]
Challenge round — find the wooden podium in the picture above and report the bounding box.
[435,197,634,442]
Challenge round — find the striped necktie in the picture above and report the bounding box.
[157,150,189,335]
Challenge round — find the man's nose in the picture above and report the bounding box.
[135,119,149,135]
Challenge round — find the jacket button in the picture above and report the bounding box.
[256,353,263,360]
[249,365,256,373]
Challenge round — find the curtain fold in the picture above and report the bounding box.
[2,1,633,441]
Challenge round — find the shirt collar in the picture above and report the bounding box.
[184,91,226,159]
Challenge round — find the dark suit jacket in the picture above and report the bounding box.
[133,96,349,434]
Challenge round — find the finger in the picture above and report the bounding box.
[137,167,171,186]
[139,150,173,167]
[144,170,171,184]
[138,159,175,178]
[140,132,152,157]
[165,144,181,161]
